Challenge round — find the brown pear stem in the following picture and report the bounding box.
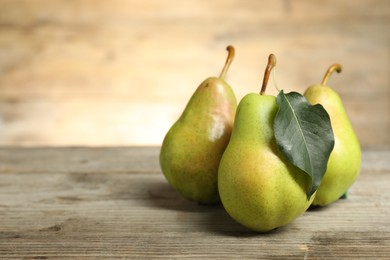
[321,64,342,85]
[219,45,235,79]
[260,54,277,95]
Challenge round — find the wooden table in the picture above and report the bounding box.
[0,147,389,259]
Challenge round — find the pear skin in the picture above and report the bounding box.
[218,93,313,232]
[304,66,361,206]
[160,46,237,204]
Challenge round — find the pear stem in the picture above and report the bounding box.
[321,64,342,85]
[219,45,235,79]
[260,54,277,95]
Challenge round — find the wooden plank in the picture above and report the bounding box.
[0,147,389,258]
[0,0,389,147]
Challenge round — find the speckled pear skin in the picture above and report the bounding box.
[218,93,313,232]
[304,85,361,206]
[160,77,237,204]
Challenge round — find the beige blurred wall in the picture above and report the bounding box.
[0,0,389,147]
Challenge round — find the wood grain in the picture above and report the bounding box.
[0,0,389,147]
[0,147,389,258]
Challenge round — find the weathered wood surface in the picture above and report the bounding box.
[0,0,389,147]
[0,147,389,259]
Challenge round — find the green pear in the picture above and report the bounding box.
[218,55,313,232]
[160,46,237,204]
[304,64,361,206]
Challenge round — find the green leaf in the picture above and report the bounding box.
[340,192,348,200]
[274,90,335,199]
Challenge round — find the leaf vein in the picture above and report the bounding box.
[283,94,314,175]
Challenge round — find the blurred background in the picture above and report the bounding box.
[0,0,388,148]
